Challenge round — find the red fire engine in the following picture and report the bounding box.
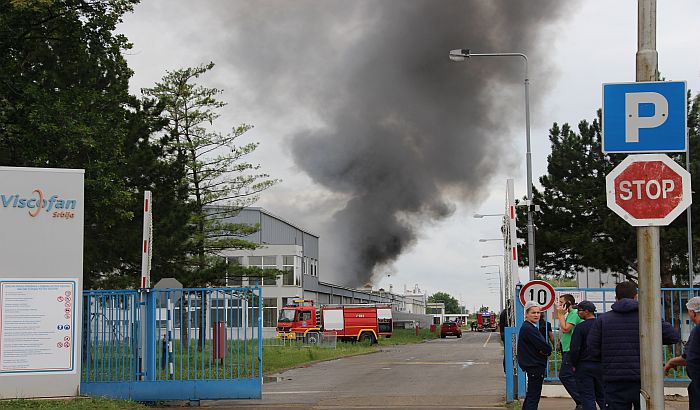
[476,311,497,332]
[276,300,393,344]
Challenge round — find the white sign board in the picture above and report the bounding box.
[0,167,83,398]
[0,279,77,373]
[519,280,556,311]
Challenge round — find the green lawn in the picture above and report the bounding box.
[0,397,145,409]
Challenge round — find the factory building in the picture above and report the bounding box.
[219,207,431,332]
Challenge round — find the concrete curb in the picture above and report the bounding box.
[541,384,689,398]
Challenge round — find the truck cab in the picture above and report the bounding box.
[276,300,319,338]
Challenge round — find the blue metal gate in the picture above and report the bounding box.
[81,286,263,401]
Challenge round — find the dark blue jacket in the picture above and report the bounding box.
[518,321,552,370]
[587,299,680,382]
[569,317,596,366]
[685,324,700,380]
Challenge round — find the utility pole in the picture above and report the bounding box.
[636,1,664,408]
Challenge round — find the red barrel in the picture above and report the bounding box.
[212,321,226,361]
[430,324,436,333]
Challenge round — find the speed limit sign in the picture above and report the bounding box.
[519,280,556,311]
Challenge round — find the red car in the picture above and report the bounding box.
[440,321,462,338]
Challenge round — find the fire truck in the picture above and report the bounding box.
[276,300,393,344]
[476,311,497,332]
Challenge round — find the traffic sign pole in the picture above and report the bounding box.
[636,1,664,408]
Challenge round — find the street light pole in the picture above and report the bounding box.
[451,49,535,280]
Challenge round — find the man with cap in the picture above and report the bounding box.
[569,300,604,410]
[664,296,700,409]
[518,301,552,410]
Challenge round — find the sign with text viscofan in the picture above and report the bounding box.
[606,154,691,226]
[0,167,84,399]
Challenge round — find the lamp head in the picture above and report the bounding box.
[449,48,470,62]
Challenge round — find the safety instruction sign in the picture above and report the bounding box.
[0,279,77,374]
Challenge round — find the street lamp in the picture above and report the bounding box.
[451,48,535,280]
[479,238,503,243]
[482,254,504,259]
[473,213,504,219]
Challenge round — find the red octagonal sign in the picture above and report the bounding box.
[606,154,692,226]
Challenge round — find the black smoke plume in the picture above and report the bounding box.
[133,1,570,286]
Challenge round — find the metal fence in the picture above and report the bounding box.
[81,286,263,401]
[541,287,696,382]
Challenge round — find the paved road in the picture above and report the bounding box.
[206,331,505,409]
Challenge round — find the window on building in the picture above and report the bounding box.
[263,298,278,327]
[227,257,243,286]
[282,255,295,286]
[247,256,277,286]
[263,256,277,285]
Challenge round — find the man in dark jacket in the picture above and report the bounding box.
[518,301,553,410]
[587,282,680,410]
[570,300,604,410]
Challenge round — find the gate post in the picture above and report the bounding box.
[505,326,516,402]
[514,284,526,399]
[145,289,157,381]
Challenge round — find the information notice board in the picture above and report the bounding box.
[0,279,77,373]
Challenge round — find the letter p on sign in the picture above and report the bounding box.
[625,92,668,143]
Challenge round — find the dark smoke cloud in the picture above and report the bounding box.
[164,0,570,286]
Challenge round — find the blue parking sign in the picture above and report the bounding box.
[602,81,686,153]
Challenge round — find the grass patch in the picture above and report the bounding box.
[262,341,374,374]
[0,397,145,409]
[379,328,441,345]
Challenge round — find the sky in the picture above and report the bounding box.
[118,1,700,313]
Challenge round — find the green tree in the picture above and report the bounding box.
[0,0,156,287]
[428,292,460,314]
[144,63,279,350]
[520,95,700,287]
[143,62,279,286]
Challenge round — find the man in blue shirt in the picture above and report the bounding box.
[570,300,604,410]
[664,296,700,409]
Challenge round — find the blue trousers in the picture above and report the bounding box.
[573,361,605,410]
[559,351,581,405]
[604,381,640,410]
[523,367,546,410]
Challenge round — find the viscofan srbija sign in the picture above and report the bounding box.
[1,189,79,219]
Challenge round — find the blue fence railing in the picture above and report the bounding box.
[81,286,263,401]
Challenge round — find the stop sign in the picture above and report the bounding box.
[606,154,692,226]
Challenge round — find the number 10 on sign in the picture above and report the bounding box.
[519,280,556,311]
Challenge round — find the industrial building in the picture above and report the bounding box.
[219,207,432,333]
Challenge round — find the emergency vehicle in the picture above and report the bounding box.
[476,311,497,332]
[276,299,392,344]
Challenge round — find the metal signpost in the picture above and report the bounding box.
[601,2,689,407]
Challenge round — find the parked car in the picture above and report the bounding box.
[440,321,462,338]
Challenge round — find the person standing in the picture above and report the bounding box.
[557,293,583,408]
[587,281,679,410]
[569,301,604,410]
[518,301,553,410]
[664,296,700,409]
